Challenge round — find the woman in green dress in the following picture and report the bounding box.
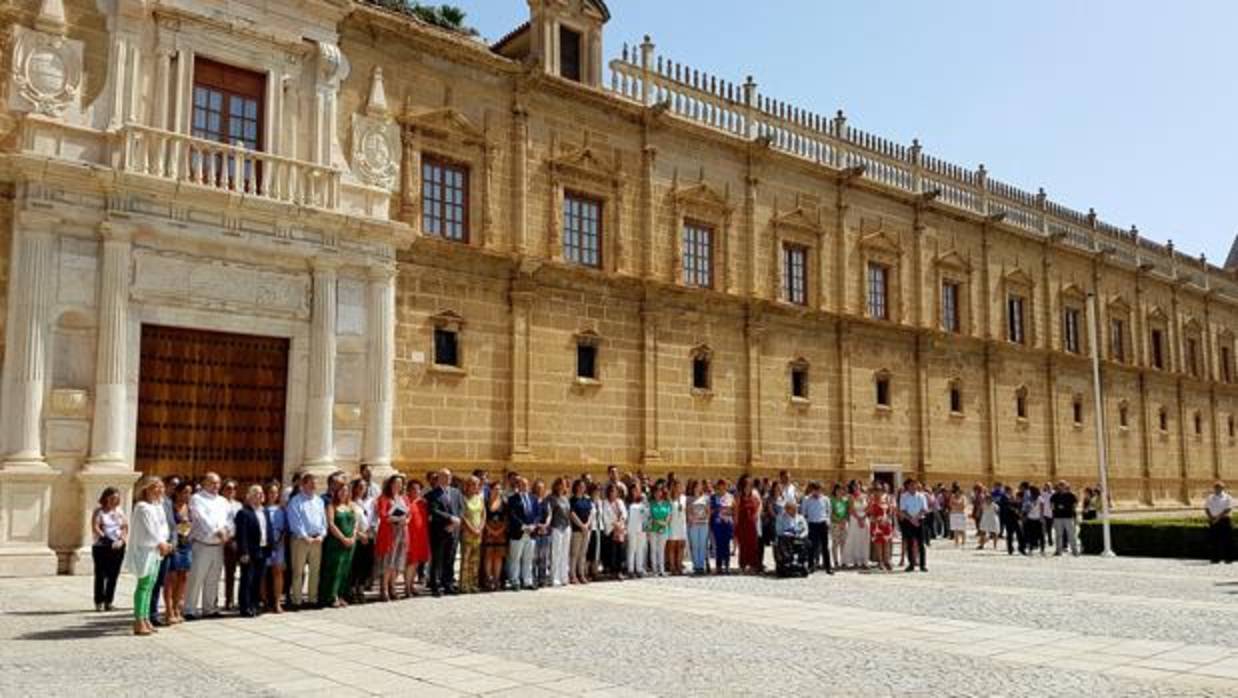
[319,484,357,608]
[829,483,849,570]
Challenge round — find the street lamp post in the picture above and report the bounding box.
[1086,292,1116,557]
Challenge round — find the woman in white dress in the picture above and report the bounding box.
[124,476,172,636]
[977,491,1001,549]
[840,481,871,568]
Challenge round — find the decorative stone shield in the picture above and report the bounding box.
[9,26,82,117]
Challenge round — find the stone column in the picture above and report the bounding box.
[303,259,337,476]
[362,264,396,479]
[3,230,55,465]
[87,223,131,469]
[0,228,59,575]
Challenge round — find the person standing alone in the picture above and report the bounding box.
[1205,481,1234,564]
[1050,481,1079,557]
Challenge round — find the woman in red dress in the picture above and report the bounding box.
[734,475,763,573]
[866,486,894,571]
[374,474,409,601]
[403,480,431,598]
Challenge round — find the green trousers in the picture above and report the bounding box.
[133,573,156,621]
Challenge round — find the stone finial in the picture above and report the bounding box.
[35,0,67,35]
[366,66,389,117]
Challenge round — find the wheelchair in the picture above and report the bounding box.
[773,535,812,578]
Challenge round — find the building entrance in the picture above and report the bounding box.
[136,325,289,485]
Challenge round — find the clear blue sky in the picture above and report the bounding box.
[447,0,1235,263]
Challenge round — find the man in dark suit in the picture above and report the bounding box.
[233,484,270,617]
[425,468,464,597]
[505,477,539,590]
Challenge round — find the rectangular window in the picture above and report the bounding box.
[576,344,598,380]
[1159,409,1168,432]
[682,222,714,289]
[782,244,807,306]
[559,25,582,82]
[1119,404,1129,428]
[1186,338,1199,377]
[1072,400,1083,425]
[192,58,264,150]
[692,355,711,391]
[433,328,459,367]
[1151,329,1165,370]
[1110,318,1126,362]
[949,386,962,414]
[563,193,602,268]
[1063,308,1081,354]
[1016,393,1028,420]
[421,157,469,242]
[867,262,889,320]
[1229,415,1235,439]
[1222,346,1233,383]
[1007,295,1026,345]
[876,377,891,407]
[791,366,808,400]
[942,281,960,333]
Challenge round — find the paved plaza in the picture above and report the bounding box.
[2,547,1236,697]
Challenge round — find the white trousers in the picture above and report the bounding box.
[550,528,571,585]
[184,542,223,616]
[507,535,535,588]
[626,531,647,575]
[647,531,668,575]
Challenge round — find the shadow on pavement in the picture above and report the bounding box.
[17,616,132,641]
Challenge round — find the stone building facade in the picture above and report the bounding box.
[0,0,1235,575]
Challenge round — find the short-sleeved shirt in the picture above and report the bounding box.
[549,496,571,530]
[570,496,594,529]
[1050,491,1078,519]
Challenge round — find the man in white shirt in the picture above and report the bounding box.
[1205,481,1234,564]
[898,479,929,573]
[184,472,232,618]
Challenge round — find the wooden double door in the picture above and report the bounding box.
[136,325,289,485]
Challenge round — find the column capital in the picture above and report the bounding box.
[367,262,398,283]
[310,255,341,274]
[97,221,132,244]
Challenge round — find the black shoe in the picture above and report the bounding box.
[904,566,915,573]
[920,567,928,572]
[431,589,442,598]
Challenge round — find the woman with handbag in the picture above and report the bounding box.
[91,487,128,612]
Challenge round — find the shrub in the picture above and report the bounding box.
[1080,518,1234,559]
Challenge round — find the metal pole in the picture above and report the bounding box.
[1086,293,1115,557]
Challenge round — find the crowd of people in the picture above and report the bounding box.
[90,464,1233,636]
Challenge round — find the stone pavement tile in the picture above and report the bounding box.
[1176,675,1238,692]
[299,687,372,698]
[476,659,541,677]
[1101,640,1186,658]
[536,676,614,694]
[375,681,465,698]
[487,688,560,698]
[426,673,524,694]
[441,652,503,668]
[992,651,1058,666]
[584,688,657,698]
[1103,666,1179,682]
[1151,645,1234,664]
[1132,658,1205,673]
[387,659,478,683]
[1190,659,1238,679]
[941,644,1005,658]
[263,676,343,693]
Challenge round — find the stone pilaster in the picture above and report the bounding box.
[362,263,396,479]
[640,300,661,465]
[86,223,131,470]
[745,309,764,468]
[510,276,535,461]
[303,259,337,476]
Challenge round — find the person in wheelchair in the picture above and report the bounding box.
[774,501,811,576]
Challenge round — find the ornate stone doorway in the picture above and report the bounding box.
[136,325,289,485]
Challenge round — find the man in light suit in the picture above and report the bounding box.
[505,477,540,590]
[425,468,464,596]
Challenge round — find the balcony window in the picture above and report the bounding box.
[563,193,602,268]
[422,157,469,242]
[1007,295,1026,345]
[782,243,807,306]
[942,281,960,333]
[682,222,714,289]
[867,262,889,320]
[192,58,264,151]
[1063,308,1081,354]
[559,26,583,82]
